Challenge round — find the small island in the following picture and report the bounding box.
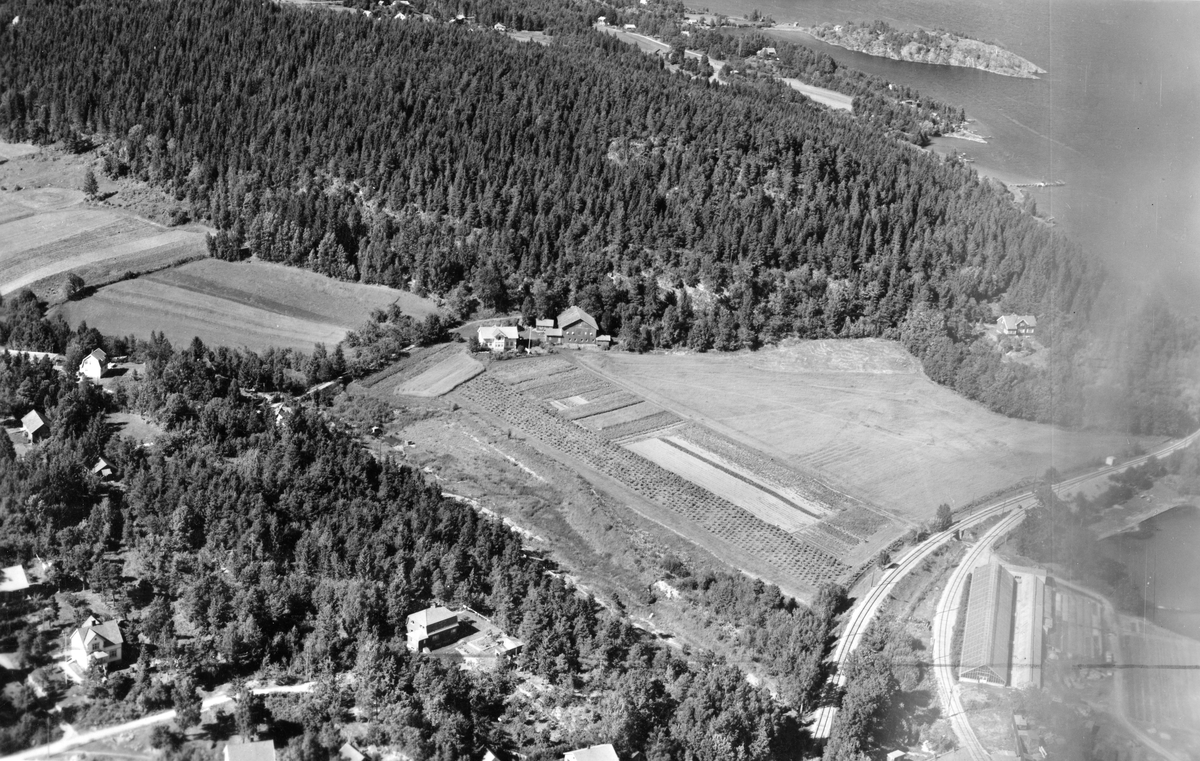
[807,20,1046,79]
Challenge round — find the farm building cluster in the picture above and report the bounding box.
[958,556,1112,690]
[475,306,613,353]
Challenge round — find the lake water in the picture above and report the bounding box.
[702,0,1200,312]
[1102,504,1200,639]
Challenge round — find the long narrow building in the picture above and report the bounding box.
[959,561,1016,686]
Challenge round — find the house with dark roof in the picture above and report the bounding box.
[557,306,598,345]
[21,410,48,444]
[958,562,1015,686]
[406,606,460,652]
[997,315,1037,336]
[79,348,109,380]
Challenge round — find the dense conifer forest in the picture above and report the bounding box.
[0,0,1195,437]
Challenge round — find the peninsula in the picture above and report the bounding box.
[807,20,1046,78]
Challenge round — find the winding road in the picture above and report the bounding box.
[2,683,313,761]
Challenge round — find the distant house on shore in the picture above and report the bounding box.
[564,744,620,761]
[477,325,520,353]
[79,348,108,380]
[407,606,461,652]
[225,740,277,761]
[21,410,48,444]
[997,314,1037,336]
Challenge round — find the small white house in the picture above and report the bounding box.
[997,314,1037,336]
[477,325,519,352]
[79,348,108,380]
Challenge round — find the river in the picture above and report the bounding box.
[700,0,1200,313]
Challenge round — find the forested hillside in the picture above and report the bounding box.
[0,0,1194,433]
[0,310,933,758]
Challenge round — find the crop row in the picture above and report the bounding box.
[452,375,849,589]
[360,344,457,389]
[561,392,642,422]
[510,365,587,394]
[792,524,854,557]
[488,356,573,385]
[596,410,683,442]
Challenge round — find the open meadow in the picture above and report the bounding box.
[0,139,214,300]
[579,340,1145,522]
[57,258,436,353]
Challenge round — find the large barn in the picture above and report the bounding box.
[958,561,1016,686]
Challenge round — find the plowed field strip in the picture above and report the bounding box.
[626,438,814,532]
[658,437,822,519]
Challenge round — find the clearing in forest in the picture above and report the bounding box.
[578,340,1148,522]
[57,258,433,353]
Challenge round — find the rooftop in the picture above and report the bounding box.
[225,740,277,761]
[564,744,619,761]
[409,605,458,629]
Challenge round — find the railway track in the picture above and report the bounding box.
[810,428,1200,743]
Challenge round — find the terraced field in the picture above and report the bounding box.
[444,355,901,592]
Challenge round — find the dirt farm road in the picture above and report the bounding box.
[2,683,313,761]
[811,426,1200,746]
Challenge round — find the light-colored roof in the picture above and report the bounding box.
[997,314,1037,330]
[544,327,563,337]
[20,410,46,434]
[339,744,365,761]
[557,306,597,330]
[595,335,613,342]
[959,562,1015,685]
[0,565,29,593]
[225,740,277,761]
[535,318,555,328]
[409,605,457,629]
[477,325,519,341]
[86,348,107,363]
[92,457,113,474]
[564,745,620,761]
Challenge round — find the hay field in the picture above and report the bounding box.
[580,339,1142,522]
[625,437,816,532]
[59,258,435,353]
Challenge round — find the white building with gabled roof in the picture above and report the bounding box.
[79,348,109,380]
[406,605,460,652]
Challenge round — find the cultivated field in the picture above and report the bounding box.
[394,351,483,397]
[625,437,816,532]
[444,354,913,594]
[580,340,1145,522]
[58,258,433,353]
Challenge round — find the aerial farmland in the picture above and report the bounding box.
[578,340,1148,522]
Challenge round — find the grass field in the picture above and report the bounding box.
[0,138,209,299]
[580,340,1146,522]
[58,258,435,353]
